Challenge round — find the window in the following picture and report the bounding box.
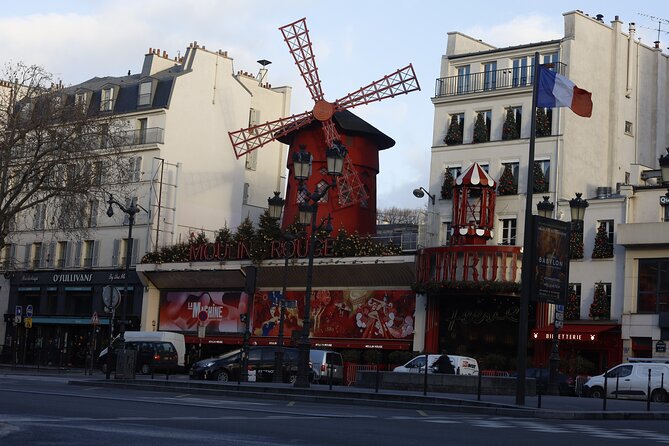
[56,241,69,268]
[444,113,464,145]
[128,157,142,182]
[473,110,491,143]
[92,161,103,186]
[117,238,139,267]
[122,197,138,225]
[512,57,530,87]
[137,118,148,145]
[479,163,489,173]
[534,159,550,193]
[498,162,519,195]
[535,107,553,136]
[542,52,559,65]
[243,183,249,205]
[34,203,47,230]
[0,244,15,269]
[597,219,614,246]
[441,221,452,245]
[637,258,669,313]
[499,218,517,245]
[483,61,497,90]
[31,242,43,269]
[625,121,633,135]
[100,87,114,112]
[138,81,152,106]
[456,65,471,94]
[511,106,522,138]
[64,287,92,316]
[565,283,581,320]
[83,240,97,268]
[448,166,462,179]
[75,91,88,110]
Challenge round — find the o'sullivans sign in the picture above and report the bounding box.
[188,238,335,262]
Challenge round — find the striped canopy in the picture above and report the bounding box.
[455,163,496,188]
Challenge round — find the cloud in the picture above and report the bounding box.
[465,14,562,48]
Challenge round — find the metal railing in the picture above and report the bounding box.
[118,127,165,146]
[435,63,566,98]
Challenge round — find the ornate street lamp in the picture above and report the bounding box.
[105,194,141,379]
[536,196,554,218]
[412,186,435,205]
[267,142,346,388]
[659,148,669,184]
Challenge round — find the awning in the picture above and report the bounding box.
[531,323,620,343]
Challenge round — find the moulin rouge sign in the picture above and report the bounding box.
[189,238,336,262]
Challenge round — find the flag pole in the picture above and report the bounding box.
[516,52,541,406]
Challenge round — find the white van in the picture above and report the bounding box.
[583,362,669,402]
[100,331,186,370]
[309,350,344,384]
[393,354,479,376]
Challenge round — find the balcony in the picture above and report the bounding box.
[118,127,164,146]
[434,63,566,98]
[415,245,522,291]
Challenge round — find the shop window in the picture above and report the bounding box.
[17,288,41,315]
[637,258,669,313]
[46,288,58,315]
[63,288,92,316]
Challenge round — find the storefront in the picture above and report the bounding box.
[531,322,622,375]
[2,270,143,367]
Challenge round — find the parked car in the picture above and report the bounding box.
[99,340,179,375]
[583,362,669,402]
[189,346,302,383]
[393,354,479,376]
[309,349,344,384]
[524,368,576,396]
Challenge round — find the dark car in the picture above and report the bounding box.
[189,346,302,383]
[525,368,576,396]
[99,341,178,375]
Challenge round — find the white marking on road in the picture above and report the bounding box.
[417,410,428,417]
[287,401,295,406]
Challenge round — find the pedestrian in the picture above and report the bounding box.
[433,354,455,374]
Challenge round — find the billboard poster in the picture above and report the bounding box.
[252,289,415,340]
[531,216,570,305]
[158,291,248,335]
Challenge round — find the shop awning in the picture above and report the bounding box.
[531,323,620,343]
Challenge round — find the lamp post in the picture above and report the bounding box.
[659,148,669,185]
[536,196,561,394]
[106,194,141,370]
[268,143,345,388]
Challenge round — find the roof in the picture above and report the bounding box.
[278,109,395,150]
[455,162,496,188]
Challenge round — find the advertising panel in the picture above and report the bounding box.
[252,289,415,340]
[158,291,248,335]
[531,216,570,305]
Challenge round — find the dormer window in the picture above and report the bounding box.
[138,81,153,106]
[75,91,88,110]
[100,87,114,112]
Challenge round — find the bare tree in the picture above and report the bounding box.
[0,62,131,260]
[376,206,422,225]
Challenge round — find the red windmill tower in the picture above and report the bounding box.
[229,18,420,235]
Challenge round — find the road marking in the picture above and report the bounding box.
[287,401,295,406]
[175,394,191,398]
[417,410,428,417]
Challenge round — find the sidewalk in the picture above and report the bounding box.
[3,363,669,419]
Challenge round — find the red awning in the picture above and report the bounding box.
[531,323,620,343]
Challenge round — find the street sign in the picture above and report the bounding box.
[15,306,22,317]
[197,325,206,339]
[24,318,32,329]
[26,305,33,318]
[91,312,100,325]
[102,286,121,311]
[197,310,209,323]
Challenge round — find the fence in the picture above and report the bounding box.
[575,375,591,397]
[345,364,377,386]
[480,370,510,377]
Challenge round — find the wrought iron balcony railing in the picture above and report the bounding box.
[118,127,165,146]
[434,63,566,98]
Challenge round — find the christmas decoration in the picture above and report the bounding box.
[472,112,489,143]
[441,168,455,199]
[443,115,463,145]
[497,163,517,195]
[533,161,548,193]
[412,280,521,295]
[569,226,584,260]
[591,223,613,258]
[535,107,551,137]
[502,108,519,140]
[564,287,580,320]
[589,282,610,319]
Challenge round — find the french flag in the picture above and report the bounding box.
[537,65,592,118]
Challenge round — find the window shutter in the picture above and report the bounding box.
[90,200,98,227]
[73,241,83,267]
[131,238,140,266]
[92,241,100,267]
[64,242,72,267]
[112,239,120,267]
[47,242,56,268]
[39,244,47,268]
[23,244,31,268]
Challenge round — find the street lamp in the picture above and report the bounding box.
[412,187,435,205]
[659,148,669,184]
[106,194,141,376]
[268,143,346,388]
[536,196,554,218]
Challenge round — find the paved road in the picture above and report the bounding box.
[1,372,669,445]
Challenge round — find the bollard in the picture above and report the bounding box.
[615,375,619,399]
[647,368,652,412]
[477,370,482,401]
[603,373,608,411]
[375,366,380,393]
[537,367,542,409]
[423,353,429,396]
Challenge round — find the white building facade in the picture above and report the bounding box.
[424,10,668,371]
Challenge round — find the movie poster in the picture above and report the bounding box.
[158,291,248,335]
[252,289,415,340]
[532,216,570,305]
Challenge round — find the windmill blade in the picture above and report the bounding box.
[229,111,314,158]
[280,17,325,102]
[334,64,420,111]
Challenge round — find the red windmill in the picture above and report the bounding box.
[228,17,420,235]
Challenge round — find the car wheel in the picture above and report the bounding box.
[651,389,668,403]
[216,370,229,382]
[589,386,604,399]
[140,364,151,375]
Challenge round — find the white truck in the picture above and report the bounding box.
[100,331,186,371]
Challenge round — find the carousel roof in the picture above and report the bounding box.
[455,162,496,188]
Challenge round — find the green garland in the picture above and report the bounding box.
[412,280,521,295]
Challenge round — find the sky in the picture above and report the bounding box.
[1,1,666,209]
